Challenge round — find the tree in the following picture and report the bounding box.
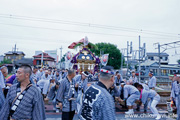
[90,43,123,69]
[177,59,180,64]
[0,59,12,66]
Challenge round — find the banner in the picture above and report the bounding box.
[65,51,72,69]
[101,54,109,66]
[65,51,72,61]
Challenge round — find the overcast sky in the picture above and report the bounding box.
[0,0,180,64]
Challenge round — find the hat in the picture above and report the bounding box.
[100,66,114,75]
[0,65,7,70]
[82,71,89,77]
[149,71,153,75]
[120,81,125,85]
[121,83,125,85]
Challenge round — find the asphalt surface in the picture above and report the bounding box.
[45,102,176,120]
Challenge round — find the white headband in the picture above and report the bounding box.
[82,72,89,77]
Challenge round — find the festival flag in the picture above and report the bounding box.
[65,51,72,61]
[101,54,109,66]
[68,38,84,49]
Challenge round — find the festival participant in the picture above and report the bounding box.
[92,72,99,81]
[6,74,16,87]
[0,66,8,97]
[46,81,60,113]
[140,82,149,113]
[109,83,119,102]
[0,64,46,120]
[117,81,127,109]
[61,69,68,79]
[55,70,62,82]
[41,70,51,80]
[121,84,140,114]
[129,70,138,83]
[137,84,161,120]
[75,71,89,113]
[36,68,44,81]
[30,67,38,84]
[56,69,77,120]
[169,74,179,112]
[114,72,123,86]
[79,66,116,120]
[0,86,5,111]
[173,73,180,120]
[134,82,150,112]
[0,66,8,90]
[148,71,156,90]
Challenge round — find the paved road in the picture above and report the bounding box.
[45,102,176,120]
[46,113,176,120]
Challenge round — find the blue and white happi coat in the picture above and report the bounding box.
[123,85,140,106]
[129,76,138,83]
[0,83,46,120]
[79,82,116,120]
[56,77,78,112]
[141,89,160,105]
[0,86,5,111]
[148,76,156,89]
[171,81,179,98]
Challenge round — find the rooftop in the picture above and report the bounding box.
[146,53,169,56]
[33,52,55,60]
[5,51,25,55]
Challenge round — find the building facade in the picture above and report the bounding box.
[145,53,169,65]
[33,52,56,67]
[5,51,25,63]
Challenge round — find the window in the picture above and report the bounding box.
[152,69,157,75]
[165,57,168,61]
[148,57,154,60]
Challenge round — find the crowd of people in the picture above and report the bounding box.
[0,64,180,120]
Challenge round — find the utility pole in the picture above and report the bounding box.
[59,46,63,69]
[121,53,123,71]
[120,48,126,77]
[158,43,161,79]
[12,44,17,73]
[138,36,141,82]
[127,41,129,77]
[41,51,44,68]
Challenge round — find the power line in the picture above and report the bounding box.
[0,23,137,37]
[0,22,179,40]
[0,36,71,45]
[0,34,71,43]
[0,14,179,37]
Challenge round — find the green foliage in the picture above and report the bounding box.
[177,59,180,64]
[61,54,66,62]
[88,42,98,50]
[72,42,98,50]
[74,43,82,49]
[0,59,12,66]
[90,42,123,69]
